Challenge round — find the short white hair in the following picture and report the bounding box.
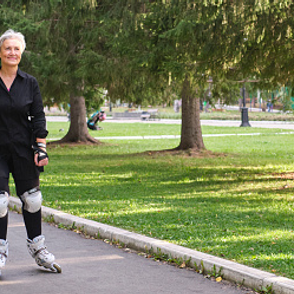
[0,29,26,54]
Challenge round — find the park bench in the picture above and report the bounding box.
[148,109,160,120]
[141,109,160,120]
[112,109,160,121]
[112,112,142,120]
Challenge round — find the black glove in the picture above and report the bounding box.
[32,143,49,171]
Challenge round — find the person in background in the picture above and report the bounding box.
[87,109,106,130]
[267,100,272,112]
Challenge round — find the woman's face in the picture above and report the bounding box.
[0,38,22,68]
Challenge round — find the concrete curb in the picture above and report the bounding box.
[9,196,294,294]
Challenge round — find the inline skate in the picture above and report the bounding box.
[27,235,61,273]
[0,239,8,276]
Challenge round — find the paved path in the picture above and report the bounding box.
[3,198,294,294]
[1,210,252,294]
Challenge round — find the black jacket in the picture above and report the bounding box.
[0,68,48,179]
[0,68,48,148]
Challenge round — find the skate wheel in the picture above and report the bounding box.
[52,263,62,273]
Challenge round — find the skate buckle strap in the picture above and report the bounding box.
[32,245,47,258]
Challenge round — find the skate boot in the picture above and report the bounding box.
[0,239,8,276]
[27,235,61,273]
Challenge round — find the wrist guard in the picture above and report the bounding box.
[32,144,49,163]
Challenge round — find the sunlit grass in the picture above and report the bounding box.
[17,121,294,279]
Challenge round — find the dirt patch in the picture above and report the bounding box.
[271,172,294,180]
[143,148,227,158]
[48,140,104,147]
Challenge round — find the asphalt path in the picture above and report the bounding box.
[1,211,253,294]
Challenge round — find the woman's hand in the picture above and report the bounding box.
[34,139,48,167]
[34,152,49,167]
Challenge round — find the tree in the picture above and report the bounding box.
[106,1,248,151]
[1,0,293,148]
[0,0,114,144]
[105,0,294,151]
[28,0,103,143]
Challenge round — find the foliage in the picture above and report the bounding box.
[106,1,294,106]
[0,1,293,105]
[254,284,274,294]
[0,1,108,105]
[0,0,121,142]
[1,1,294,143]
[84,87,106,114]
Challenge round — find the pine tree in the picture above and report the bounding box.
[0,0,113,144]
[1,0,292,148]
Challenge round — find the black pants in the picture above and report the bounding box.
[0,177,42,240]
[0,145,42,240]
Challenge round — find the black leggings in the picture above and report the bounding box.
[0,177,42,240]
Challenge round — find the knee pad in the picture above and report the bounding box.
[20,187,42,213]
[0,191,9,218]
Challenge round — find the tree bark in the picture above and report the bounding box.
[54,95,98,144]
[176,76,205,150]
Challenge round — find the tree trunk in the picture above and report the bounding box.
[176,76,205,150]
[55,95,98,144]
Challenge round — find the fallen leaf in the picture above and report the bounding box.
[216,277,222,282]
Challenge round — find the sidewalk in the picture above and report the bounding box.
[5,197,294,294]
[3,201,251,294]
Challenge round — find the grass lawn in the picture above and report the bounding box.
[24,121,294,279]
[47,121,293,140]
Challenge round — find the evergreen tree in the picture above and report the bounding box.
[0,0,112,143]
[106,1,246,150]
[105,0,294,151]
[1,0,293,148]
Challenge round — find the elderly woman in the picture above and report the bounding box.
[0,29,61,274]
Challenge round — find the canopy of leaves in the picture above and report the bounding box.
[0,1,293,107]
[105,0,294,103]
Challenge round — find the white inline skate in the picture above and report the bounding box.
[27,235,61,273]
[0,239,8,276]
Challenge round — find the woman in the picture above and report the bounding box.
[0,29,61,274]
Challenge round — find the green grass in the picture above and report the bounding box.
[47,121,293,141]
[24,121,294,279]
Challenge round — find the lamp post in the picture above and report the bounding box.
[240,84,251,127]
